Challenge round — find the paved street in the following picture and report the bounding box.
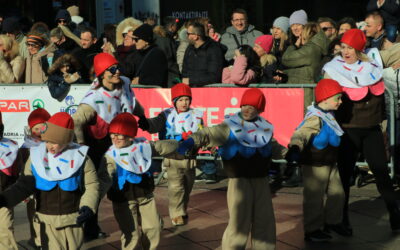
[13,178,400,250]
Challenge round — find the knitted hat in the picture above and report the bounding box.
[109,113,138,138]
[133,24,154,43]
[254,35,274,54]
[341,29,366,52]
[41,112,74,144]
[26,34,45,47]
[289,9,308,26]
[1,17,20,33]
[273,16,290,33]
[28,108,51,129]
[240,88,266,112]
[315,79,343,103]
[55,9,71,23]
[171,83,192,102]
[94,53,118,77]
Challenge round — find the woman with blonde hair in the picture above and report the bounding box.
[0,35,25,83]
[271,16,290,68]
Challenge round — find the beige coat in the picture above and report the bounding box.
[2,156,99,229]
[0,52,25,83]
[25,44,55,84]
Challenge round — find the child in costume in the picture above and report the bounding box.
[0,111,21,250]
[0,112,99,250]
[98,113,180,249]
[138,83,204,226]
[20,108,51,249]
[177,88,286,250]
[286,79,351,242]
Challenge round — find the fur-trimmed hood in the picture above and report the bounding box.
[48,53,81,75]
[116,17,142,46]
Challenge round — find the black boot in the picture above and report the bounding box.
[304,229,332,242]
[389,207,400,232]
[282,166,302,187]
[324,223,353,237]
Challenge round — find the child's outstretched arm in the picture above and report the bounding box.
[138,111,167,134]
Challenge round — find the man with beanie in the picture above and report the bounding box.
[2,17,27,59]
[131,24,168,87]
[221,8,263,63]
[177,88,287,249]
[0,112,99,249]
[138,83,205,226]
[182,22,224,86]
[287,79,352,242]
[0,111,22,250]
[289,9,308,46]
[98,113,180,249]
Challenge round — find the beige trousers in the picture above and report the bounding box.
[27,198,41,246]
[166,165,195,219]
[302,164,345,233]
[112,194,162,250]
[222,178,276,250]
[0,207,18,250]
[41,224,83,250]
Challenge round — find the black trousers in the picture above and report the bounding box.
[83,135,111,238]
[337,126,399,219]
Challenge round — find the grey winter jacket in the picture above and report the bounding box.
[220,25,263,61]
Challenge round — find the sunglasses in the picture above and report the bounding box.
[106,65,121,75]
[187,32,197,36]
[57,19,67,24]
[26,43,40,48]
[110,133,125,140]
[132,37,139,42]
[322,27,333,32]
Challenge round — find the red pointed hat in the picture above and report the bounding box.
[28,108,51,129]
[315,79,343,103]
[94,53,118,77]
[41,112,74,144]
[341,29,366,52]
[240,88,266,112]
[109,113,138,138]
[171,83,192,102]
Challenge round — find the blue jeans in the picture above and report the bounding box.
[385,24,398,43]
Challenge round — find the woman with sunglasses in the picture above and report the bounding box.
[25,31,56,84]
[72,52,144,241]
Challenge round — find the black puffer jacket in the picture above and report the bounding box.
[182,38,224,87]
[133,45,168,87]
[367,0,400,25]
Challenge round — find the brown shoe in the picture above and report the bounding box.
[171,216,185,226]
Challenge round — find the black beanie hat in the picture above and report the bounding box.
[133,24,154,43]
[55,9,71,23]
[2,17,20,33]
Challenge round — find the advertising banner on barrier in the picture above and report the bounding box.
[1,86,304,147]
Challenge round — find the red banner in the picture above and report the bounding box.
[134,87,304,147]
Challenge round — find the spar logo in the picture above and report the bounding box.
[0,100,30,112]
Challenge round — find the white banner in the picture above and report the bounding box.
[0,85,91,146]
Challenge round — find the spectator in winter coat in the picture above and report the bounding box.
[177,27,189,73]
[364,11,393,50]
[0,34,25,83]
[367,0,400,42]
[221,9,263,63]
[25,32,55,84]
[50,27,80,63]
[222,44,260,85]
[253,35,281,83]
[288,10,308,46]
[318,17,338,40]
[271,16,290,70]
[47,53,82,101]
[182,22,224,86]
[131,24,168,87]
[154,25,180,87]
[73,27,101,83]
[2,17,28,59]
